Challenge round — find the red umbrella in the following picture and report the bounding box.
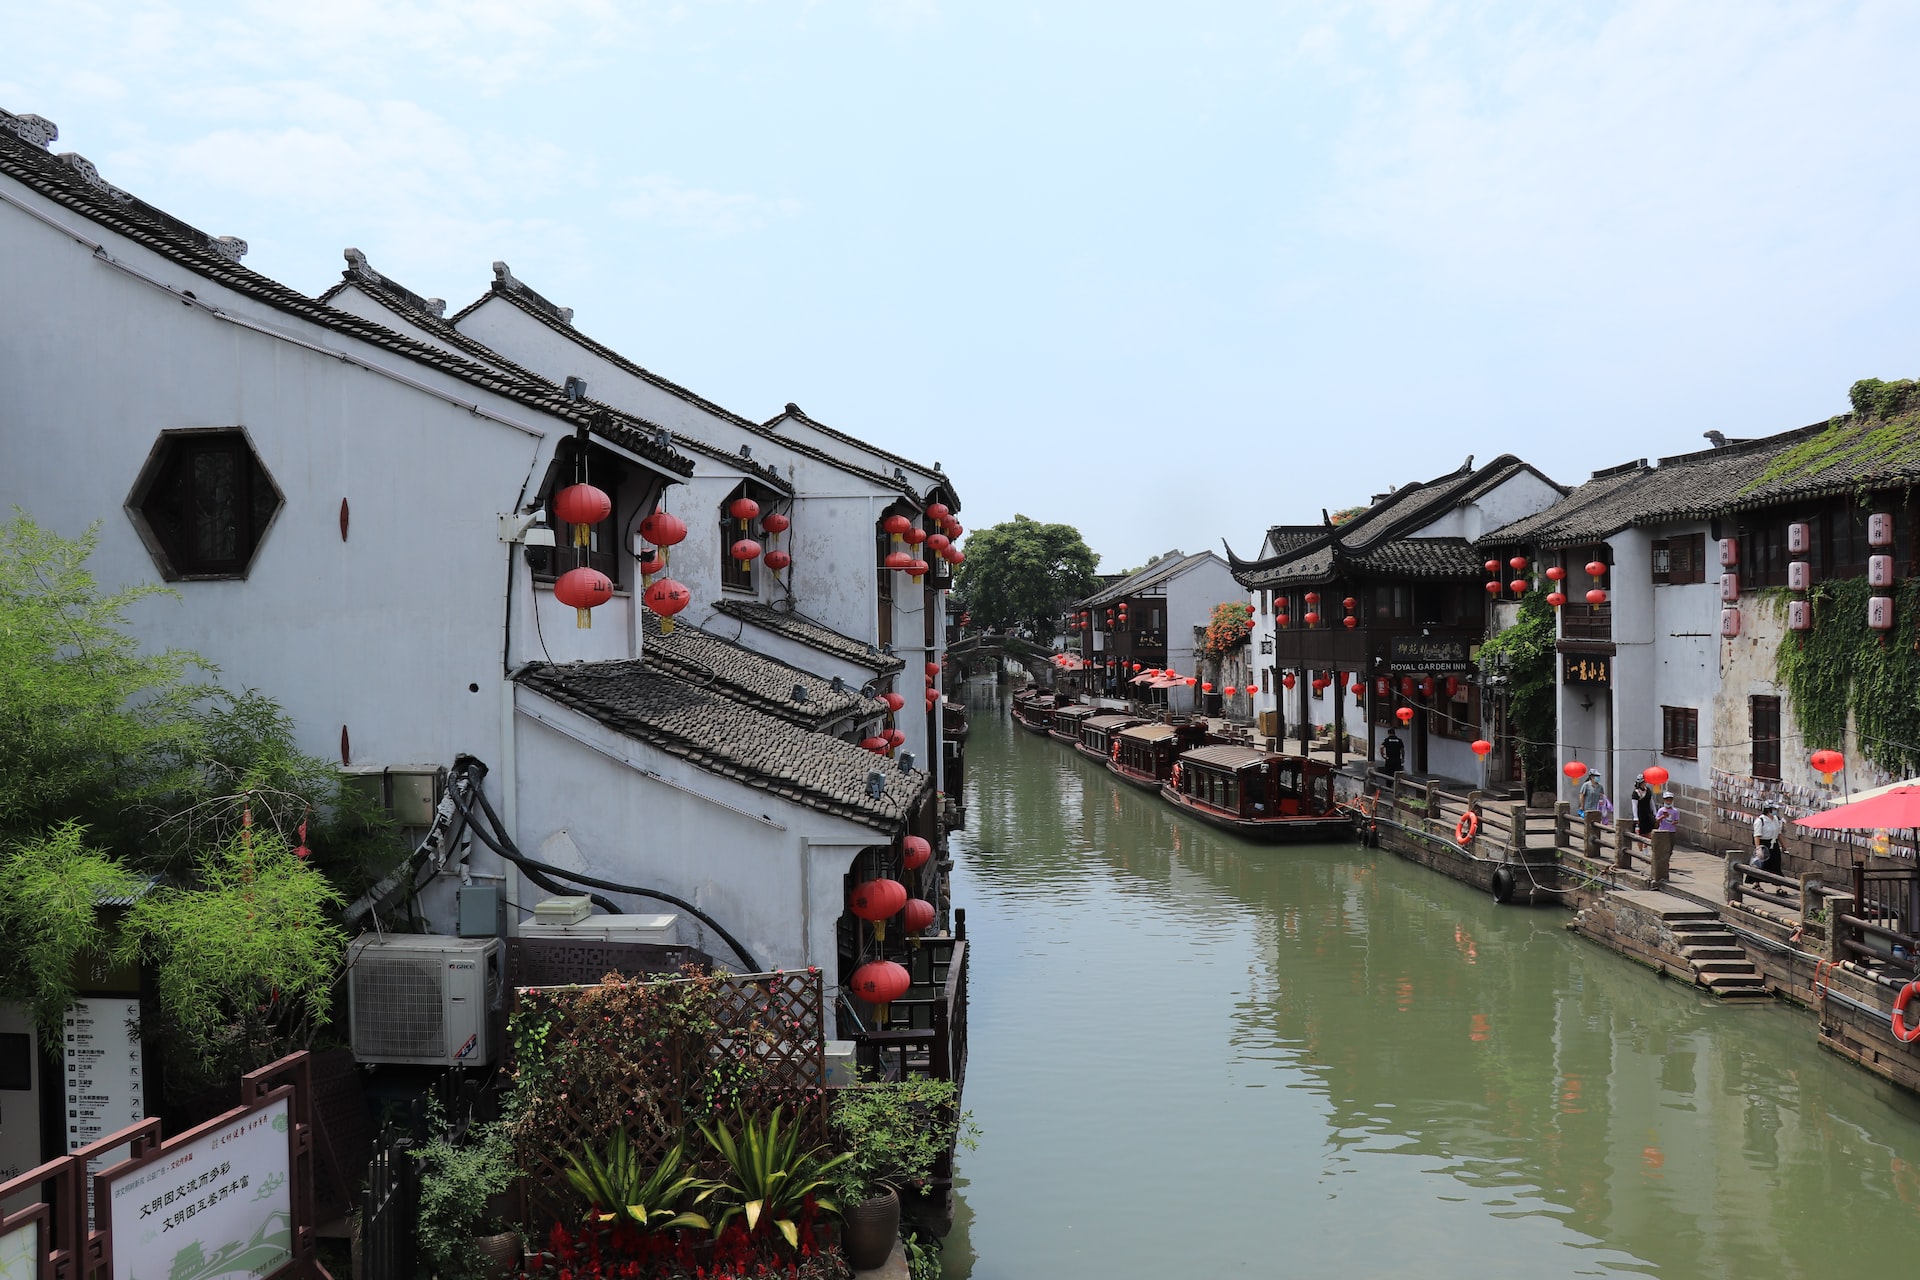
[1795,788,1920,832]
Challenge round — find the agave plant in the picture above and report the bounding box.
[563,1131,715,1232]
[698,1105,850,1249]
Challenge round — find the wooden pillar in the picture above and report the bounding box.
[1826,893,1855,964]
[1613,815,1634,870]
[1583,812,1600,859]
[1725,851,1744,906]
[1332,673,1346,768]
[1298,674,1311,757]
[1508,802,1527,859]
[1555,802,1570,849]
[1650,830,1673,883]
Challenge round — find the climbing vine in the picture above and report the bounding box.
[1478,590,1556,791]
[1202,602,1253,659]
[1770,577,1920,778]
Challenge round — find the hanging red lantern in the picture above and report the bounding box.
[1303,611,1321,627]
[1224,685,1238,696]
[1375,676,1390,697]
[1444,676,1460,698]
[1132,663,1142,672]
[639,553,665,578]
[1342,597,1357,611]
[1546,591,1567,608]
[638,510,688,562]
[861,735,889,754]
[553,484,611,547]
[1508,556,1528,571]
[643,576,691,633]
[555,566,613,628]
[1395,707,1415,725]
[729,496,760,529]
[947,520,964,538]
[902,834,932,870]
[850,959,911,1023]
[765,549,792,571]
[926,661,941,680]
[1484,559,1501,575]
[904,526,926,548]
[1184,676,1196,687]
[1585,560,1607,578]
[1350,677,1364,694]
[1202,682,1214,693]
[1564,760,1588,781]
[732,538,762,570]
[1276,613,1290,628]
[1643,765,1670,789]
[1471,739,1492,757]
[1545,565,1566,581]
[947,548,964,565]
[927,532,951,555]
[1304,591,1321,604]
[882,728,907,748]
[1281,672,1297,691]
[883,514,911,542]
[902,898,936,937]
[1585,588,1607,605]
[1811,750,1845,782]
[1343,616,1357,629]
[884,691,906,712]
[1417,677,1434,698]
[927,502,951,522]
[762,511,791,536]
[1484,581,1502,596]
[885,550,914,570]
[909,558,929,583]
[1400,677,1415,697]
[1509,578,1528,594]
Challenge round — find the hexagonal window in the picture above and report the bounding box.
[127,428,283,580]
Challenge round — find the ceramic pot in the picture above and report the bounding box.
[474,1230,522,1279]
[841,1188,900,1271]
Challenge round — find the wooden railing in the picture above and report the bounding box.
[1560,602,1612,641]
[1354,768,1560,858]
[852,922,969,1088]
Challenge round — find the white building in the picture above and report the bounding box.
[1066,551,1241,714]
[0,108,951,1018]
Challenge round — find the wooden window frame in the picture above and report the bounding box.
[1750,695,1782,781]
[1661,706,1698,760]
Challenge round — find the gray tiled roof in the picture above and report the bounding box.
[517,660,927,833]
[1078,551,1227,608]
[322,257,792,493]
[1485,413,1920,548]
[0,110,693,479]
[642,614,888,731]
[766,402,960,511]
[709,600,905,674]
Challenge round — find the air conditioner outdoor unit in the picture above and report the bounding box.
[348,934,502,1067]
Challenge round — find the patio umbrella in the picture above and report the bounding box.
[1129,670,1158,684]
[1796,788,1920,926]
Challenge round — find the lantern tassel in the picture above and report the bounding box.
[875,1001,890,1026]
[873,921,887,942]
[573,522,590,548]
[660,616,675,635]
[576,607,591,629]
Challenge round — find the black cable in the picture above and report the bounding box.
[448,756,762,972]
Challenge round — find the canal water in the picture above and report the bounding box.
[941,680,1920,1278]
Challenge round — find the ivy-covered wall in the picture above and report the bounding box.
[1770,578,1920,780]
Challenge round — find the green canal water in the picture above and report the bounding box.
[940,681,1920,1278]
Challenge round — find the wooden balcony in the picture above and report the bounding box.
[1559,602,1612,643]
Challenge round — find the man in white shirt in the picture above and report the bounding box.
[1752,803,1785,873]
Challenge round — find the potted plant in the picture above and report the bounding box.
[416,1118,521,1280]
[698,1105,848,1252]
[564,1130,716,1234]
[827,1078,976,1271]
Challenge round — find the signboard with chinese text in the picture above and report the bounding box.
[103,1094,293,1280]
[64,999,143,1228]
[1387,637,1470,673]
[1562,654,1612,685]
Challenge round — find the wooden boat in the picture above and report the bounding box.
[1011,690,1056,734]
[1051,703,1099,745]
[1160,745,1349,843]
[1107,720,1212,792]
[1076,713,1144,763]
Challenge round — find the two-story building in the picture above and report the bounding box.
[1067,552,1240,711]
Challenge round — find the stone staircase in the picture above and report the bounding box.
[1669,914,1770,999]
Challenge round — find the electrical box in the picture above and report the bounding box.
[532,896,592,926]
[458,885,505,938]
[345,766,442,827]
[824,1041,859,1088]
[518,914,680,945]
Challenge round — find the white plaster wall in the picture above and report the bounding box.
[1164,556,1241,677]
[1648,523,1719,792]
[513,696,888,979]
[1607,531,1660,794]
[1461,471,1566,540]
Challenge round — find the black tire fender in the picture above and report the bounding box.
[1491,863,1516,904]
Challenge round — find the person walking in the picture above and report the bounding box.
[1752,803,1786,874]
[1576,771,1606,818]
[1632,774,1656,839]
[1655,792,1679,832]
[1381,730,1405,776]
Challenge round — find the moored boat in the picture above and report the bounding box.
[1160,745,1348,842]
[1107,719,1212,791]
[1051,703,1098,745]
[1076,712,1144,763]
[1011,689,1057,734]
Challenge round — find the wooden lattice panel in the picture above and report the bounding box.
[510,969,826,1231]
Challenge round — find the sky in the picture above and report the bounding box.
[6,0,1920,571]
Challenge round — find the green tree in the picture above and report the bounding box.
[1478,590,1555,792]
[0,513,211,853]
[952,515,1099,642]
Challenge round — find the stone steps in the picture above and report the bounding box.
[1670,920,1771,999]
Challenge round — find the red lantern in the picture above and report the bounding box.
[1484,581,1502,596]
[1304,591,1321,604]
[909,558,929,582]
[885,550,914,570]
[1509,556,1528,571]
[926,662,941,680]
[883,728,907,748]
[1224,685,1238,696]
[732,538,762,570]
[643,576,691,633]
[555,566,613,628]
[638,509,688,561]
[1400,677,1414,697]
[1304,611,1321,627]
[1282,673,1297,690]
[903,898,936,937]
[1484,559,1501,575]
[1184,677,1196,687]
[1811,750,1845,782]
[1343,616,1357,629]
[1546,591,1567,608]
[1342,597,1357,610]
[904,526,926,547]
[639,553,664,578]
[1586,588,1607,605]
[762,511,791,536]
[1643,765,1670,789]
[1395,707,1415,725]
[553,483,611,547]
[1545,565,1566,581]
[1417,678,1434,698]
[729,496,760,529]
[1509,578,1528,595]
[1444,676,1459,698]
[1564,760,1588,781]
[1276,614,1291,628]
[884,692,906,712]
[948,549,965,565]
[883,514,911,541]
[850,959,911,1022]
[1471,739,1492,757]
[1585,560,1607,578]
[947,520,963,538]
[1202,682,1214,693]
[1132,663,1142,672]
[861,735,889,754]
[902,834,932,870]
[765,549,792,571]
[926,502,951,522]
[927,532,951,554]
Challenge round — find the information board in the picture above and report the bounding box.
[0,1216,40,1280]
[105,1095,293,1280]
[64,998,144,1227]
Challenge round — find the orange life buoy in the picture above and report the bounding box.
[1893,980,1920,1043]
[1811,958,1834,1003]
[1455,810,1480,847]
[1171,763,1183,789]
[1111,739,1121,761]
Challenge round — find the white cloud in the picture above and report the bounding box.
[615,175,803,237]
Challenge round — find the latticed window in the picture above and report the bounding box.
[1662,706,1698,760]
[1750,696,1781,780]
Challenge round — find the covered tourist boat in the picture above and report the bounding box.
[1077,713,1144,763]
[1108,720,1212,791]
[1051,702,1099,745]
[1011,689,1057,735]
[1161,745,1348,842]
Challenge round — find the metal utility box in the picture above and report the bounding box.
[518,914,680,945]
[458,885,505,938]
[531,895,592,926]
[344,766,442,827]
[347,934,503,1067]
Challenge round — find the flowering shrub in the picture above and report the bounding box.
[528,1210,848,1279]
[1202,602,1253,660]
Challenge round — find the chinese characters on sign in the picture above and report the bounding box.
[1562,655,1611,685]
[1387,637,1470,674]
[65,998,144,1227]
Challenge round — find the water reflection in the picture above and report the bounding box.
[947,681,1920,1279]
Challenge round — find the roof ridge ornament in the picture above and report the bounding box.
[491,260,573,323]
[0,110,57,148]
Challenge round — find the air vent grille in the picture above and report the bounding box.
[351,955,445,1059]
